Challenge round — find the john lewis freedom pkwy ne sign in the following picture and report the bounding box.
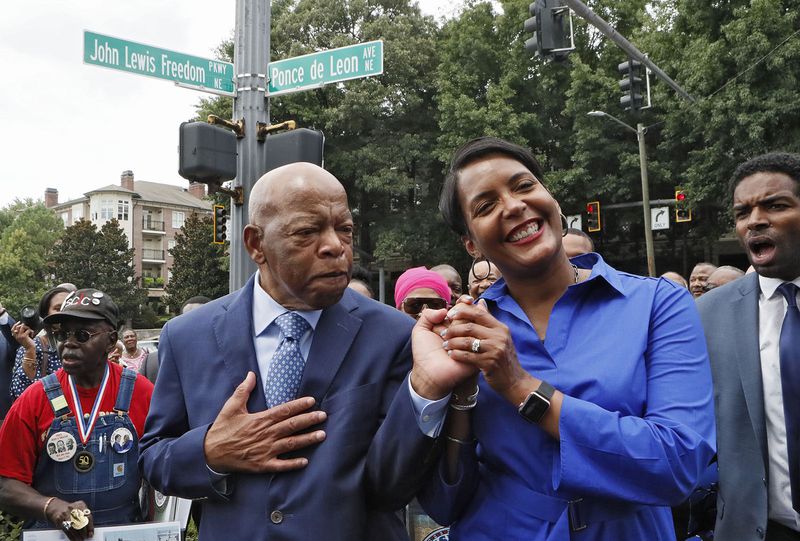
[83,31,235,97]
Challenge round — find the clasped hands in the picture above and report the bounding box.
[410,296,533,404]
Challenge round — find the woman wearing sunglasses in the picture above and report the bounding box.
[412,138,716,540]
[9,286,74,400]
[394,267,451,319]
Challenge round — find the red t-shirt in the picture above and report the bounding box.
[0,362,153,484]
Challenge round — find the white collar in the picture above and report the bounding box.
[252,273,323,337]
[758,274,800,300]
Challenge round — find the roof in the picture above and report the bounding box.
[52,181,211,211]
[131,181,211,210]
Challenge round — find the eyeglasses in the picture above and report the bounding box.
[53,328,113,344]
[402,297,448,316]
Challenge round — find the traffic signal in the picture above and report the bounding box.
[179,122,237,189]
[263,128,325,173]
[213,204,227,244]
[618,59,650,111]
[523,0,574,60]
[586,201,601,232]
[675,189,692,223]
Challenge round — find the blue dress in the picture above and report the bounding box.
[419,254,716,540]
[10,335,61,400]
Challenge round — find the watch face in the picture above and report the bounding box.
[519,391,550,424]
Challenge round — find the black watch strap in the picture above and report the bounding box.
[518,380,555,424]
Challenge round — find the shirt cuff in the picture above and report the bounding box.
[408,377,450,438]
[0,311,8,325]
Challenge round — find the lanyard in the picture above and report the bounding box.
[67,365,110,445]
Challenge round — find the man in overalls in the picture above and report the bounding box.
[0,289,153,540]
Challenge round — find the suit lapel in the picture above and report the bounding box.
[213,275,266,412]
[299,292,362,403]
[732,273,769,468]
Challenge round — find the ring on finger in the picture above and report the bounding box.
[471,338,481,353]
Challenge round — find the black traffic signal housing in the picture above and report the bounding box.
[618,59,650,111]
[213,204,227,244]
[523,0,574,60]
[263,128,325,173]
[586,201,601,232]
[675,189,692,223]
[179,122,237,189]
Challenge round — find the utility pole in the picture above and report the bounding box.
[637,122,656,277]
[229,0,271,292]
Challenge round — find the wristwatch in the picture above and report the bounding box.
[518,381,555,424]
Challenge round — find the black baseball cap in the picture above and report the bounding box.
[43,289,119,329]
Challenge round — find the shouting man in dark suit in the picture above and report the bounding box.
[140,163,445,540]
[698,152,800,541]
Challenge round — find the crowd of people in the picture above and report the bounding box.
[0,142,797,541]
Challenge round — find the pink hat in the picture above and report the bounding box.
[394,267,451,309]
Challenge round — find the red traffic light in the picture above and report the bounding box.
[676,192,686,201]
[586,203,597,213]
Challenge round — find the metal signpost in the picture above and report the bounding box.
[83,30,235,97]
[268,41,384,96]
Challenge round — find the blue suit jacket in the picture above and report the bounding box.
[697,273,771,541]
[139,277,437,540]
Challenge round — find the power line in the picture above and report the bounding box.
[707,27,800,100]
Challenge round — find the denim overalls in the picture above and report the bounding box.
[28,368,141,527]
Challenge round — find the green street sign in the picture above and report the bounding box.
[83,31,235,97]
[268,41,383,97]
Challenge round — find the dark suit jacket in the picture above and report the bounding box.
[697,273,771,541]
[139,276,437,540]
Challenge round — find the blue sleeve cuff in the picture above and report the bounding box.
[408,377,450,438]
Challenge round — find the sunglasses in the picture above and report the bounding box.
[53,328,113,344]
[402,297,448,315]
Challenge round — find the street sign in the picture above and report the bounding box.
[651,206,669,230]
[567,214,582,231]
[83,31,235,97]
[268,41,383,97]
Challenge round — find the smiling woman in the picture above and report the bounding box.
[413,137,717,541]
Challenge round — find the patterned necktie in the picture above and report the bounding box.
[264,312,311,409]
[777,282,800,512]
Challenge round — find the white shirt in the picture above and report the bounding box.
[758,275,800,529]
[252,276,321,395]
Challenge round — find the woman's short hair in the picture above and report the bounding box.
[440,137,545,236]
[38,286,73,318]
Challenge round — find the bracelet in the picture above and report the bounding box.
[449,401,477,411]
[23,356,36,362]
[42,496,56,519]
[451,386,479,404]
[446,435,476,445]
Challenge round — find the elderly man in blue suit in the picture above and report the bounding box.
[698,152,800,541]
[140,163,450,540]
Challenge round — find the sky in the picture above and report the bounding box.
[0,0,459,208]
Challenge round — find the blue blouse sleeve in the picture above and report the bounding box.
[10,336,60,400]
[553,280,716,505]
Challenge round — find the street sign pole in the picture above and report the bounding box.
[229,0,271,292]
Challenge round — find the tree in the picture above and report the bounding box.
[52,219,147,325]
[0,200,63,316]
[164,213,228,312]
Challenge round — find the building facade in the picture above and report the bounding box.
[45,170,211,308]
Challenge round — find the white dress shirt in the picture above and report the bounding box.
[758,275,800,529]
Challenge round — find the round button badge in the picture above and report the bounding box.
[110,427,134,454]
[46,432,77,462]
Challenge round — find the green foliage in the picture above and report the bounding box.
[164,213,229,312]
[0,510,22,540]
[196,0,800,277]
[52,219,148,326]
[0,200,63,316]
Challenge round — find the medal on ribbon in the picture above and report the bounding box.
[67,365,110,472]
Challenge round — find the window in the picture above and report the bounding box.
[117,200,129,221]
[172,211,185,229]
[100,199,115,220]
[60,212,69,225]
[73,206,83,221]
[168,240,176,250]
